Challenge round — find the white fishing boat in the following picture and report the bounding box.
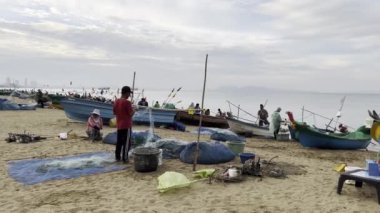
[226,116,273,138]
[226,100,274,138]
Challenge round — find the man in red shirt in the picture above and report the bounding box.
[113,86,135,162]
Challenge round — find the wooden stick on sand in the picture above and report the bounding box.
[193,54,208,171]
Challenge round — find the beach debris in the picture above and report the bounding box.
[242,157,262,177]
[5,133,47,143]
[58,129,76,140]
[261,156,286,179]
[215,166,244,183]
[260,156,307,178]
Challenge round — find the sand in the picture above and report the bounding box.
[0,108,379,213]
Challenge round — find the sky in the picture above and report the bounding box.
[0,0,379,92]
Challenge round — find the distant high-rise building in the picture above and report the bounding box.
[30,81,37,88]
[6,77,11,86]
[24,78,28,87]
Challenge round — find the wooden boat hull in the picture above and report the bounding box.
[175,110,229,128]
[295,123,371,150]
[226,117,273,138]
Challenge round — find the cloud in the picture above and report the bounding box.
[0,0,379,92]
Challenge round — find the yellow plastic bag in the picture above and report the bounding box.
[109,118,117,128]
[334,163,346,172]
[193,169,216,179]
[157,172,195,193]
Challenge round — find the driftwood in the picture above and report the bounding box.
[5,133,47,143]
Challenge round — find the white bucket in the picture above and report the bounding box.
[228,168,239,178]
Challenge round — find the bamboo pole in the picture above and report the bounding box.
[131,72,136,102]
[193,54,208,171]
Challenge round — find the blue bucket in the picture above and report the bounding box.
[239,153,255,164]
[368,162,380,176]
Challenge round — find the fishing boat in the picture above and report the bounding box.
[226,116,274,138]
[60,98,179,126]
[175,110,229,128]
[60,98,114,124]
[133,106,179,126]
[287,112,371,149]
[0,98,37,110]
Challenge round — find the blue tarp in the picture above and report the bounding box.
[7,152,126,185]
[179,142,235,164]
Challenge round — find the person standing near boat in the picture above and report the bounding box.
[257,104,269,126]
[138,97,148,107]
[194,103,201,115]
[113,86,135,163]
[153,101,160,108]
[270,107,282,139]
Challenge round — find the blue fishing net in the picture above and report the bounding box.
[7,152,126,185]
[210,129,246,142]
[103,130,161,146]
[179,142,235,164]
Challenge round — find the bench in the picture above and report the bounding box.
[337,169,380,204]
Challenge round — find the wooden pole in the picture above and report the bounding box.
[131,72,136,102]
[193,54,208,171]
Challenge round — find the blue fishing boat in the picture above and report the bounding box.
[60,98,179,126]
[133,106,179,126]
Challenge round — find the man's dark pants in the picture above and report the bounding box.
[116,129,132,161]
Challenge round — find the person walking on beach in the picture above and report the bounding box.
[257,104,269,126]
[86,109,103,141]
[113,86,135,162]
[270,107,282,139]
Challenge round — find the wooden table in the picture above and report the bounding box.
[337,169,380,204]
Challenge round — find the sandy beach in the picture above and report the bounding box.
[1,108,379,213]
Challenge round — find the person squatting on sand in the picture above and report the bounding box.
[113,86,135,163]
[86,109,103,141]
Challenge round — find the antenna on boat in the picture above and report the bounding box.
[193,54,208,171]
[333,95,346,131]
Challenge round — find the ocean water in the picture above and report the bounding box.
[6,87,380,129]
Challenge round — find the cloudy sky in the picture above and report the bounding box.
[0,0,379,92]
